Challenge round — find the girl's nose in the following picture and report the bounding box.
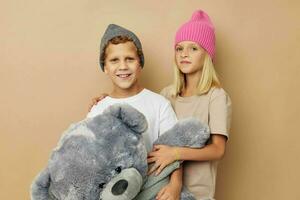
[181,49,189,57]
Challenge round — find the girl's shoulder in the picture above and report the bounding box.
[160,85,174,99]
[160,85,231,103]
[208,87,231,101]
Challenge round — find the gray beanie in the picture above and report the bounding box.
[99,24,145,71]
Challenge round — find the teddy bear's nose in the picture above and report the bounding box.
[111,179,128,195]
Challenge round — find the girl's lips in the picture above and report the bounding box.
[180,61,191,64]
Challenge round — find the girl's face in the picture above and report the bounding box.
[175,41,206,75]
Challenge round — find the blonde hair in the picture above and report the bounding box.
[171,53,221,97]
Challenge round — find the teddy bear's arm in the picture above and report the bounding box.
[154,118,210,148]
[31,168,52,200]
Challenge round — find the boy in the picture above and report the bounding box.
[87,24,177,152]
[87,24,182,199]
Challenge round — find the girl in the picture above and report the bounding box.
[147,10,232,200]
[89,10,232,200]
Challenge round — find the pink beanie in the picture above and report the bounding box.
[175,10,216,60]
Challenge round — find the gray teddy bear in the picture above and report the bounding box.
[31,104,210,200]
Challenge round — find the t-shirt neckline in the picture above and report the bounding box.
[176,95,199,102]
[106,88,147,102]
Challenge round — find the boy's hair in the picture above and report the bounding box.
[171,53,221,96]
[101,35,144,67]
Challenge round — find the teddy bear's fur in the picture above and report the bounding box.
[31,104,210,200]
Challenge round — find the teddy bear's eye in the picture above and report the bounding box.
[115,166,122,174]
[99,182,106,189]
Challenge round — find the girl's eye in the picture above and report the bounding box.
[175,47,183,52]
[192,47,198,51]
[115,166,122,174]
[99,182,106,189]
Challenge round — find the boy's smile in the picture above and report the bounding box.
[104,41,143,97]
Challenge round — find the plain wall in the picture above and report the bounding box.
[1,0,299,199]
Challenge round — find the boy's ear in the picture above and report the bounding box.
[103,65,108,74]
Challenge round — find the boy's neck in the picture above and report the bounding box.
[109,85,144,98]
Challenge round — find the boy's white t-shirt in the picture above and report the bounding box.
[86,88,178,152]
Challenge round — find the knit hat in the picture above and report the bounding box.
[99,24,144,71]
[175,10,215,60]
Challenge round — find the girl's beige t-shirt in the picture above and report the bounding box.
[160,86,232,200]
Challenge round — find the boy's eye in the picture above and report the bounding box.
[126,57,135,62]
[110,58,119,63]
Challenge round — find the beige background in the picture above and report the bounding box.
[1,0,299,199]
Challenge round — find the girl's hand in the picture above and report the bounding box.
[88,93,108,112]
[147,145,178,176]
[156,182,181,200]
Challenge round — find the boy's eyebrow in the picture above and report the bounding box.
[108,57,119,61]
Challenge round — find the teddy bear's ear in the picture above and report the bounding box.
[104,104,148,134]
[31,168,52,199]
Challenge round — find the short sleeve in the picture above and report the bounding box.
[86,108,94,118]
[160,86,172,98]
[86,104,101,119]
[160,87,168,98]
[209,90,232,139]
[160,86,175,107]
[159,101,178,136]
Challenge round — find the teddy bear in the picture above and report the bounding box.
[31,104,210,200]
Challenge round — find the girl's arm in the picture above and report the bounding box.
[156,167,182,200]
[88,93,108,111]
[148,134,227,175]
[175,134,227,161]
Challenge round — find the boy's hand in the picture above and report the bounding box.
[88,93,108,112]
[147,145,178,176]
[156,182,181,200]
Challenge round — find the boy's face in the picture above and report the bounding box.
[104,41,142,92]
